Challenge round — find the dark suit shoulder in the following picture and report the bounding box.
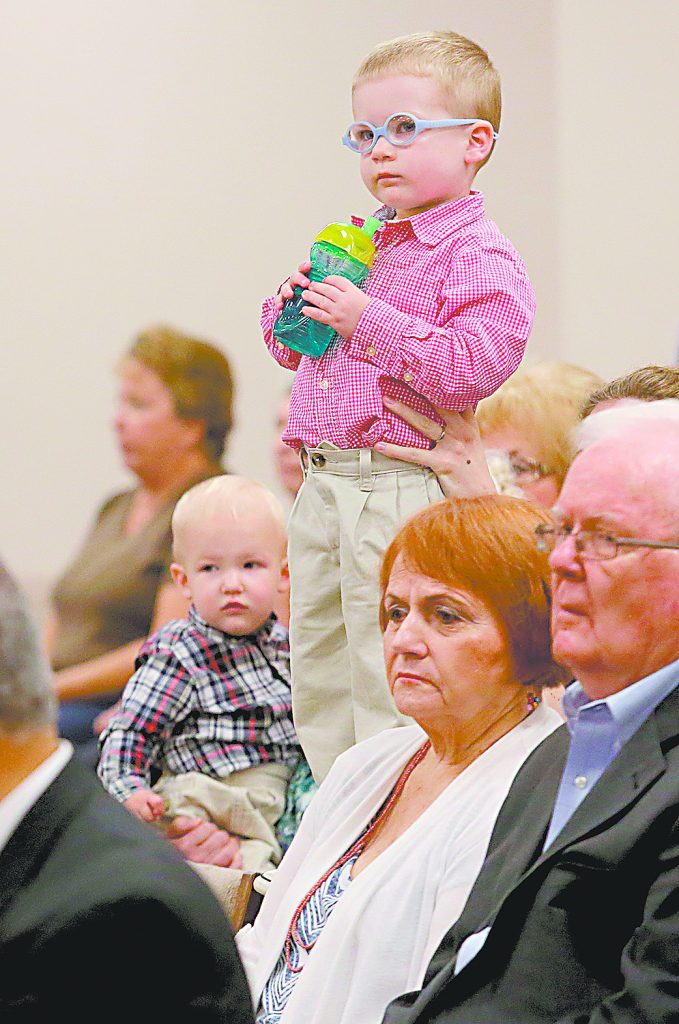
[8,759,228,926]
[0,760,253,1021]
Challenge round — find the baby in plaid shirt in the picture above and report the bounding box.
[263,30,536,782]
[98,475,299,871]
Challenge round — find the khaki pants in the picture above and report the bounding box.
[288,445,444,782]
[153,762,291,871]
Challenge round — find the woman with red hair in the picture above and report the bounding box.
[237,494,566,1024]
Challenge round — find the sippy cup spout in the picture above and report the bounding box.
[361,216,382,240]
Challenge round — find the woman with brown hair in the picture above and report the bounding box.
[45,324,234,766]
[237,495,566,1024]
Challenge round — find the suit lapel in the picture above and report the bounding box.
[417,689,679,1013]
[521,698,667,880]
[472,728,568,911]
[442,691,673,1003]
[437,694,672,1005]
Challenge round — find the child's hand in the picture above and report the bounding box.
[124,789,165,823]
[275,261,312,311]
[301,276,371,340]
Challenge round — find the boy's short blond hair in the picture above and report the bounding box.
[354,31,501,168]
[172,475,287,561]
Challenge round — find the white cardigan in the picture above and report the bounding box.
[237,703,561,1024]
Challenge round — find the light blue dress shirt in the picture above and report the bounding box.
[454,659,679,977]
[543,657,679,849]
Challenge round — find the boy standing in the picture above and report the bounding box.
[263,31,536,781]
[98,475,299,872]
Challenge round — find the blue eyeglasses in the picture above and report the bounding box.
[342,111,499,154]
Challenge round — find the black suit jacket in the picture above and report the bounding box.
[384,683,679,1024]
[0,757,253,1022]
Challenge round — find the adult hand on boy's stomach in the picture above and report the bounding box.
[166,815,244,869]
[376,400,496,499]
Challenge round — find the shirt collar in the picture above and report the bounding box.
[369,191,486,247]
[563,656,679,746]
[0,740,72,856]
[188,604,280,644]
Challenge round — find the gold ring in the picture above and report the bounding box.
[428,424,446,450]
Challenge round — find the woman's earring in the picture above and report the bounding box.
[526,691,542,713]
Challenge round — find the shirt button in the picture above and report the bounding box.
[276,340,285,349]
[319,379,329,390]
[403,371,413,383]
[574,775,588,789]
[367,345,376,357]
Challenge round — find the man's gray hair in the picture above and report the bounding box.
[0,562,56,732]
[575,398,679,452]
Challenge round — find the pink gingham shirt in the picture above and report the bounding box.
[262,192,535,451]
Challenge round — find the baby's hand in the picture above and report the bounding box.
[124,789,165,823]
[301,276,371,340]
[274,261,312,311]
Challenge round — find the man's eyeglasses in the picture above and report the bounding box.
[342,112,499,155]
[535,523,679,561]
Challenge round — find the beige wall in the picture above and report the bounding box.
[3,0,558,604]
[555,0,679,377]
[8,0,679,604]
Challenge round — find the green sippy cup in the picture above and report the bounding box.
[273,216,382,358]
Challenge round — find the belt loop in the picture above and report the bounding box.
[300,448,309,475]
[359,448,373,492]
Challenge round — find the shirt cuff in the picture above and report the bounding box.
[348,297,425,384]
[101,773,148,804]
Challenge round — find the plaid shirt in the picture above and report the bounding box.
[263,191,535,450]
[98,606,299,803]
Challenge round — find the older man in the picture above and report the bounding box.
[0,563,253,1021]
[383,402,679,1023]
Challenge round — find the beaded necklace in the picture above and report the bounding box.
[283,738,431,971]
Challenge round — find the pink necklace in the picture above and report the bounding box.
[283,738,431,971]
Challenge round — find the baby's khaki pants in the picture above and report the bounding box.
[153,762,291,871]
[288,444,444,782]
